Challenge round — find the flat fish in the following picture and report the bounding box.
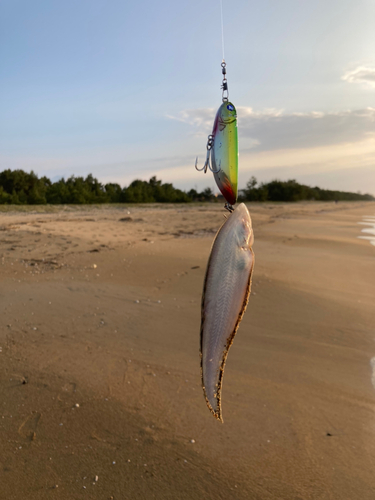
[200,203,254,421]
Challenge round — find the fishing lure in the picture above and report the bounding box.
[200,203,254,421]
[195,62,238,209]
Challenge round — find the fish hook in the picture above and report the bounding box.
[195,135,221,174]
[195,150,210,173]
[224,202,234,213]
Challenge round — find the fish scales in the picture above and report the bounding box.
[200,203,254,421]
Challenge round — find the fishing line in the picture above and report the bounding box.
[220,0,225,62]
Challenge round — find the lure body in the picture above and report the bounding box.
[211,101,238,206]
[200,203,254,421]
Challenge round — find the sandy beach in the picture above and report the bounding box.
[1,201,375,499]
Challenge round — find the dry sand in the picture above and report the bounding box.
[0,201,374,499]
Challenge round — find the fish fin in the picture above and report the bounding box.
[214,249,254,421]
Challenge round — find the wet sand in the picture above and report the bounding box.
[1,201,375,499]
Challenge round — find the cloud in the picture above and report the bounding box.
[152,137,375,196]
[168,107,375,152]
[166,108,216,135]
[164,106,375,195]
[342,66,375,88]
[3,104,374,196]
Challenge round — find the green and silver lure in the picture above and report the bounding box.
[195,61,238,210]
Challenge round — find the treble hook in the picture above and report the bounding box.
[195,134,221,174]
[195,151,210,173]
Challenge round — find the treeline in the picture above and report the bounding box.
[0,170,195,204]
[240,177,374,202]
[0,169,373,204]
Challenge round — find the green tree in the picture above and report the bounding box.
[105,183,122,203]
[241,177,374,202]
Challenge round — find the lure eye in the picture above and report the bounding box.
[227,104,234,111]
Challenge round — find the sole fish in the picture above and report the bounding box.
[200,203,254,421]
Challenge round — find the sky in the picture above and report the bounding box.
[1,0,374,195]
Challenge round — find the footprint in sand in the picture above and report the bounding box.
[62,381,77,394]
[18,412,41,440]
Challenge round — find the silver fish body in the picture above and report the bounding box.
[200,203,254,421]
